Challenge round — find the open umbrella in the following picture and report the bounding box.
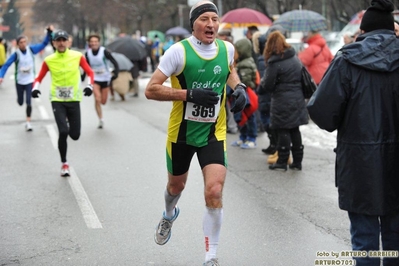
[106,37,146,61]
[273,10,327,32]
[165,26,191,36]
[109,52,134,71]
[221,8,272,25]
[147,30,165,42]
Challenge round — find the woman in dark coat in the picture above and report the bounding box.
[259,31,308,171]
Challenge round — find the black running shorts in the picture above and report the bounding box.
[94,81,110,89]
[166,140,227,176]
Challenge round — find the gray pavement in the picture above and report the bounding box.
[0,51,353,266]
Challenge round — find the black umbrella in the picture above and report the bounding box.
[107,37,146,61]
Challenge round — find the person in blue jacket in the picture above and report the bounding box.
[0,25,53,131]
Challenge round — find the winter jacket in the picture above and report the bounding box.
[256,25,287,115]
[256,53,271,114]
[233,38,259,125]
[235,38,257,90]
[307,29,399,216]
[298,33,333,84]
[259,47,308,129]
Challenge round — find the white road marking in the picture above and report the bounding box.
[45,124,103,229]
[67,167,103,229]
[38,105,50,120]
[45,125,58,150]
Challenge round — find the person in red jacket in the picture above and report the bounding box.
[298,31,333,85]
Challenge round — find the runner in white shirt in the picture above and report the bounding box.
[84,34,119,129]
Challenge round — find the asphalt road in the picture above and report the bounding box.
[0,52,353,266]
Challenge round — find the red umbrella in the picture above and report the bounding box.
[221,8,272,25]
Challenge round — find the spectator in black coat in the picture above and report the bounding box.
[307,1,399,264]
[260,31,308,171]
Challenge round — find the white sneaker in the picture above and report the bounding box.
[25,122,33,131]
[241,141,256,149]
[98,120,104,129]
[60,163,70,177]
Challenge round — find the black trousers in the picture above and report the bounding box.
[52,101,81,163]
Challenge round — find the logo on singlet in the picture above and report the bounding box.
[213,65,222,75]
[192,81,221,89]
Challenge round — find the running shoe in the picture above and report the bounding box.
[154,206,180,245]
[203,258,220,266]
[25,122,33,132]
[98,120,104,129]
[60,163,70,177]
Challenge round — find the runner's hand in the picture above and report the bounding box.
[46,25,54,34]
[32,89,41,98]
[83,84,93,96]
[230,83,247,113]
[186,88,218,108]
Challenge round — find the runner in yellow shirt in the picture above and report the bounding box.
[32,30,94,177]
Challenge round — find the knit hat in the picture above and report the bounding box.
[360,0,394,32]
[189,1,219,30]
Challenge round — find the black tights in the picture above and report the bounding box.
[52,102,81,163]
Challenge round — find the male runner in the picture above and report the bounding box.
[0,25,53,131]
[84,34,119,128]
[32,30,94,176]
[145,1,246,265]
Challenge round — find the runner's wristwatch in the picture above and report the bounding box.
[235,83,247,91]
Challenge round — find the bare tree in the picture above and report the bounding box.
[32,0,399,46]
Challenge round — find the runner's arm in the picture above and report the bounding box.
[0,53,17,79]
[227,66,242,90]
[80,56,94,85]
[32,62,49,90]
[104,49,119,79]
[29,31,52,54]
[145,69,187,101]
[81,52,89,81]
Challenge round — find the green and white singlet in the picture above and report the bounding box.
[167,38,230,147]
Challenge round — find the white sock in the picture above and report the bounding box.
[164,189,181,219]
[203,207,223,261]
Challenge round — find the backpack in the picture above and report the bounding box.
[300,66,317,99]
